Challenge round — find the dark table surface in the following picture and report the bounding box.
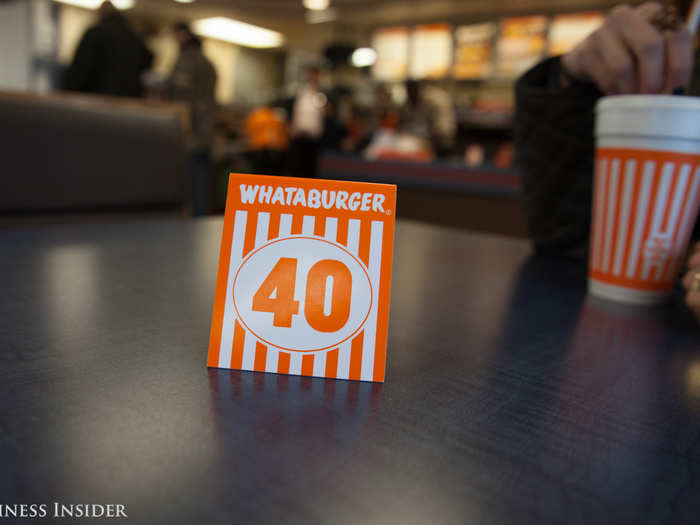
[1,217,699,524]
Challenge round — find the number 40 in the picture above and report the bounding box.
[252,257,352,333]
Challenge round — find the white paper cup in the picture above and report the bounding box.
[590,95,700,305]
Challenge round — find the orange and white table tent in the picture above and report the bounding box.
[208,174,397,382]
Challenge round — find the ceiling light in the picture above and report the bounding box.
[174,0,195,3]
[192,17,284,48]
[303,0,329,11]
[52,0,134,8]
[305,7,337,24]
[351,47,376,67]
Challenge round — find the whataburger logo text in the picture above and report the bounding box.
[239,184,389,213]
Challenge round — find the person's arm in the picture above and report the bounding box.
[514,56,602,257]
[682,243,700,319]
[514,2,693,258]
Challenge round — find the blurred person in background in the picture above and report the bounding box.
[289,66,326,178]
[514,0,700,318]
[399,79,456,157]
[64,1,152,97]
[244,106,289,176]
[167,22,217,216]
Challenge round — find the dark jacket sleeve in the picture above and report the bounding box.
[64,27,100,93]
[514,56,603,258]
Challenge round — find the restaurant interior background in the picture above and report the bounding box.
[0,0,626,233]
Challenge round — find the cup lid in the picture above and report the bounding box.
[596,94,700,141]
[596,94,700,113]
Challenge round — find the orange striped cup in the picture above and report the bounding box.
[590,96,700,304]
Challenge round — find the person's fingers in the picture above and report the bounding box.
[687,251,700,269]
[596,27,637,93]
[577,37,618,93]
[682,268,693,289]
[685,288,700,311]
[635,1,663,20]
[612,4,666,93]
[663,28,693,92]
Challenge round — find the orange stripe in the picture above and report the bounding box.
[659,166,684,279]
[589,159,603,271]
[373,198,396,382]
[620,160,642,278]
[277,352,290,374]
[231,319,245,369]
[349,332,363,380]
[325,348,339,378]
[596,161,610,270]
[253,341,267,372]
[314,215,325,237]
[206,180,239,367]
[590,268,673,291]
[607,164,623,272]
[634,169,662,280]
[242,211,258,257]
[336,218,349,246]
[358,220,372,267]
[301,355,314,376]
[659,165,680,234]
[267,212,280,240]
[291,214,303,235]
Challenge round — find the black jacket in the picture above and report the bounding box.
[514,56,700,258]
[64,13,152,98]
[514,56,602,258]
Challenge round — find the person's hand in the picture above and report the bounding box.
[561,2,693,94]
[681,242,700,320]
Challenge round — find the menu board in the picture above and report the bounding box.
[372,27,409,81]
[548,12,603,56]
[496,16,548,78]
[410,24,452,79]
[453,22,496,79]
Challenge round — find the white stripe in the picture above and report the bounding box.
[240,212,270,370]
[336,219,362,379]
[311,216,340,378]
[279,213,293,236]
[642,162,674,280]
[289,353,302,376]
[336,341,351,380]
[255,212,270,246]
[324,217,338,241]
[602,159,620,272]
[302,215,315,235]
[655,164,690,281]
[265,347,279,373]
[262,214,289,372]
[240,333,258,371]
[347,219,361,253]
[592,158,608,270]
[667,167,700,280]
[612,160,636,276]
[219,210,248,368]
[313,350,326,377]
[626,162,655,279]
[361,221,384,381]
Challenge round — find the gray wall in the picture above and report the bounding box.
[0,0,32,91]
[234,47,285,106]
